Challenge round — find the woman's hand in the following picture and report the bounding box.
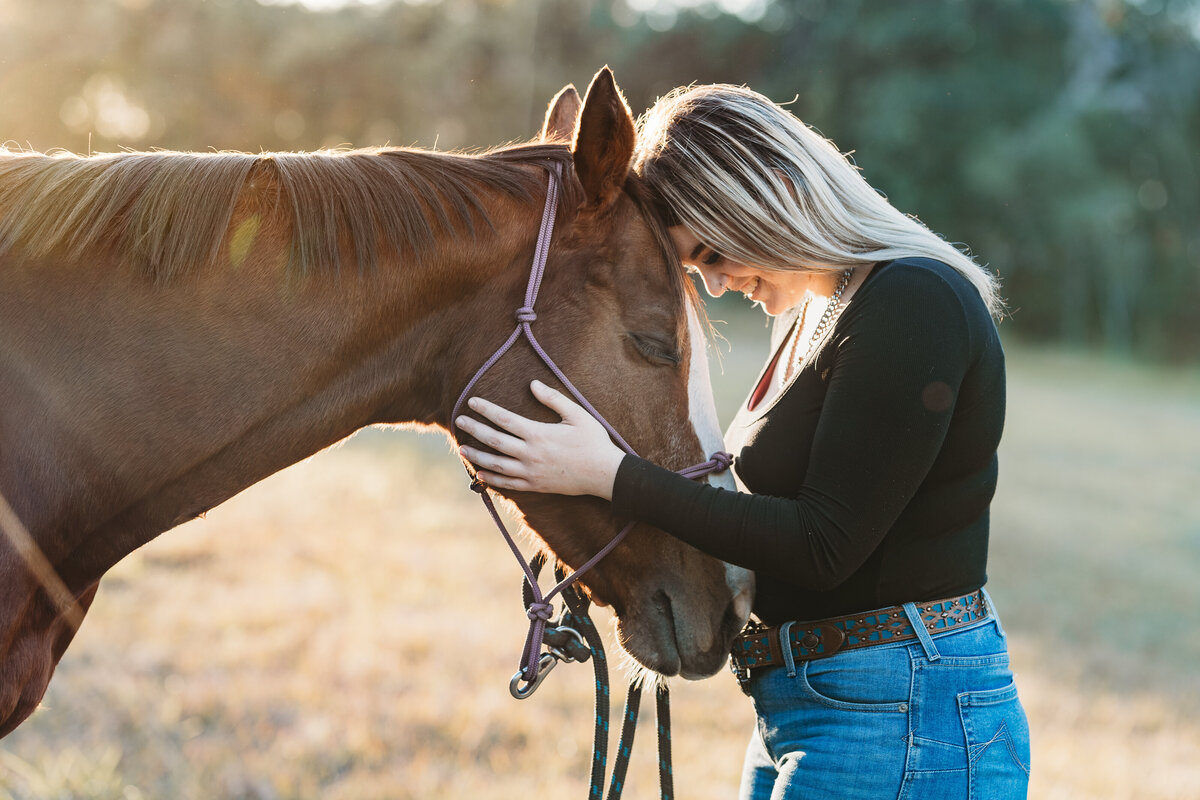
[455,380,626,500]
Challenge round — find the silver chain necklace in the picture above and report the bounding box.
[784,268,854,379]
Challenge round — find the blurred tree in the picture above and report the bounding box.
[0,0,1195,357]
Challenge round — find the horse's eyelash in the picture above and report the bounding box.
[628,333,681,366]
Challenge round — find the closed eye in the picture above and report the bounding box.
[628,333,681,367]
[687,243,723,268]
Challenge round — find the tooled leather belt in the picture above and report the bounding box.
[729,590,988,689]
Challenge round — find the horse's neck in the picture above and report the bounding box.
[0,203,534,591]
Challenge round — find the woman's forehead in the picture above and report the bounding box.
[667,225,704,262]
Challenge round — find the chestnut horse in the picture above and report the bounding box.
[0,70,753,738]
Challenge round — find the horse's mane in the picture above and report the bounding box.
[0,142,578,280]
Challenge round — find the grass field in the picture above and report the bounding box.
[2,317,1199,799]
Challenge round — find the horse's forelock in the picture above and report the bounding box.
[624,171,707,332]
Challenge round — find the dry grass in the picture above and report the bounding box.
[2,316,1199,799]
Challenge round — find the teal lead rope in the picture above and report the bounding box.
[521,554,673,800]
[656,682,673,799]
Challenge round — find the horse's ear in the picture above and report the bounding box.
[572,67,635,211]
[540,84,581,142]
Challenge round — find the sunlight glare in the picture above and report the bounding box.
[256,0,433,10]
[60,74,152,143]
[624,0,769,24]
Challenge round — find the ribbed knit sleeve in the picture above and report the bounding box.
[611,260,983,591]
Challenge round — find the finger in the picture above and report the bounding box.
[465,396,537,438]
[529,380,585,421]
[458,445,527,479]
[455,415,526,457]
[473,469,531,492]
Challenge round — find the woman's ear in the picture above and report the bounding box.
[571,66,635,211]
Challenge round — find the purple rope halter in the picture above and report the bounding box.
[451,163,732,688]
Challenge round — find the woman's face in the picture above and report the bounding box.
[668,226,821,316]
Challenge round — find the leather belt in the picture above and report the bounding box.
[729,590,988,690]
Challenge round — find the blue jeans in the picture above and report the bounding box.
[739,593,1030,799]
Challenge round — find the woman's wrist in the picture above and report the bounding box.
[591,447,627,501]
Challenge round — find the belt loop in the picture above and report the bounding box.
[902,602,941,662]
[778,621,798,677]
[979,587,1003,637]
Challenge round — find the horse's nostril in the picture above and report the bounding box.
[652,589,672,617]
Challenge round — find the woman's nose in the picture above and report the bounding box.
[700,271,729,297]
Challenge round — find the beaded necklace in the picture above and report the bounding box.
[783,268,854,381]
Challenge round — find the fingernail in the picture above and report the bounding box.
[455,416,468,427]
[530,379,544,390]
[467,397,481,409]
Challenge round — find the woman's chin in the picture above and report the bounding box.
[755,296,783,316]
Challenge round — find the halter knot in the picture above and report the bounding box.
[469,477,488,494]
[526,602,554,622]
[710,451,734,471]
[515,306,537,323]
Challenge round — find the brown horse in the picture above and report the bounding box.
[0,69,753,738]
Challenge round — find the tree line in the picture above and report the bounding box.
[2,0,1196,358]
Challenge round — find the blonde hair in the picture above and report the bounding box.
[633,84,1003,316]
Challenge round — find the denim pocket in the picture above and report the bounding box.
[957,681,1031,799]
[928,619,1010,664]
[796,649,910,712]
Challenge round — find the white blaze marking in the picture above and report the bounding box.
[685,302,734,492]
[685,302,755,613]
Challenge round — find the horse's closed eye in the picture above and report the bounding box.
[627,333,681,367]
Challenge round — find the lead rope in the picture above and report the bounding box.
[525,556,674,800]
[656,681,673,798]
[453,164,728,800]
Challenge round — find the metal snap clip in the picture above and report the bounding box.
[509,652,558,699]
[544,625,590,663]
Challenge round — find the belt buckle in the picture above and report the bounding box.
[729,621,768,694]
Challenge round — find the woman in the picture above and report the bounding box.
[456,84,1030,799]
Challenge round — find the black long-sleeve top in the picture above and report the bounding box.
[612,258,1005,624]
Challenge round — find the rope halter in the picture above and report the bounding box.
[450,162,732,689]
